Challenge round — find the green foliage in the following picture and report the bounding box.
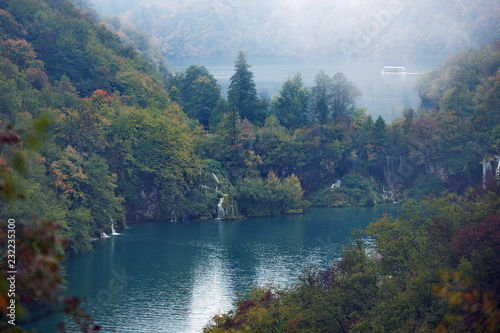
[236,171,306,217]
[270,73,309,130]
[404,174,444,201]
[2,0,168,102]
[167,65,221,129]
[309,174,379,207]
[1,2,499,331]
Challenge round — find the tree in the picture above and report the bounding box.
[310,70,333,129]
[331,72,361,122]
[168,65,221,129]
[228,51,258,125]
[271,72,309,130]
[370,115,387,160]
[310,71,361,128]
[281,173,305,214]
[209,97,229,130]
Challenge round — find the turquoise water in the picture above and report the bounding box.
[34,205,400,333]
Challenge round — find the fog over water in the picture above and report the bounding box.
[167,56,443,121]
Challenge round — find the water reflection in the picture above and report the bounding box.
[187,249,233,332]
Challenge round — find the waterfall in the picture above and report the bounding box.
[216,197,225,220]
[171,209,177,222]
[352,152,357,173]
[111,218,119,235]
[370,187,378,205]
[483,156,500,186]
[212,173,220,183]
[331,180,341,189]
[496,156,500,180]
[380,184,396,203]
[101,232,109,238]
[483,158,493,186]
[212,173,220,192]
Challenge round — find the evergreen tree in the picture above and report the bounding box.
[310,70,333,129]
[271,72,309,130]
[228,51,258,125]
[373,115,387,148]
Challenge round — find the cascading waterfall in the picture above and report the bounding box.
[483,158,494,186]
[216,197,225,219]
[496,156,500,180]
[111,218,119,235]
[370,187,378,205]
[483,156,500,186]
[385,155,393,192]
[212,173,219,183]
[212,173,220,192]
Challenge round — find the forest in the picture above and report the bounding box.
[0,0,499,331]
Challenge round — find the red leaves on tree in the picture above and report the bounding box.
[452,214,500,259]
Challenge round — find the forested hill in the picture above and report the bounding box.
[0,0,199,252]
[1,0,499,254]
[88,0,499,57]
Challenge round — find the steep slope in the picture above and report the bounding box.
[0,0,203,252]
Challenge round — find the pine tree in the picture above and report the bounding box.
[373,115,387,148]
[310,70,333,130]
[228,51,258,126]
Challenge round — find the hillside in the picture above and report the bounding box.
[0,0,198,252]
[88,0,499,57]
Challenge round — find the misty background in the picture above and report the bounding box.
[87,0,499,58]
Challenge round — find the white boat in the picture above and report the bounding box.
[380,66,406,74]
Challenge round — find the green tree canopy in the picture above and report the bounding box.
[168,65,221,129]
[271,72,309,130]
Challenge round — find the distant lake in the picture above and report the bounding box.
[167,56,443,122]
[33,205,400,333]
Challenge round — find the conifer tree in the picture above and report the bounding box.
[228,51,258,126]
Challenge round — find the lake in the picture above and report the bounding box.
[34,205,400,333]
[167,56,443,122]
